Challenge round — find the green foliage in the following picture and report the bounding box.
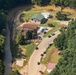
[0,60,4,75]
[0,11,7,33]
[0,34,5,59]
[9,70,20,75]
[1,29,6,36]
[31,0,42,5]
[26,30,33,40]
[16,32,25,45]
[56,12,67,20]
[51,0,76,8]
[54,32,67,50]
[48,23,55,27]
[50,19,76,75]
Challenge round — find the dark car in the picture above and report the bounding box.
[35,47,38,50]
[39,70,43,74]
[48,35,51,38]
[37,62,40,65]
[43,51,46,54]
[40,54,44,56]
[51,33,55,36]
[48,42,52,46]
[44,31,46,34]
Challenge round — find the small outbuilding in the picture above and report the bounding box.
[41,12,50,19]
[31,14,47,24]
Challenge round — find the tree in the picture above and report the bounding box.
[48,23,55,27]
[50,19,76,75]
[31,0,42,5]
[0,11,7,33]
[26,30,33,40]
[56,12,67,20]
[0,60,4,75]
[16,32,25,45]
[0,34,5,59]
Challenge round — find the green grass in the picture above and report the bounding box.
[25,43,36,60]
[21,8,46,21]
[41,45,60,64]
[43,70,48,75]
[20,43,36,65]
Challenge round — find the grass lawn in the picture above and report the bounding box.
[25,43,36,60]
[43,70,48,75]
[41,45,60,64]
[19,43,36,65]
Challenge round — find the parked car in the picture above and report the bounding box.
[51,33,55,36]
[43,51,46,54]
[43,27,48,30]
[37,62,40,65]
[40,54,44,56]
[39,70,43,74]
[48,42,52,46]
[35,47,38,50]
[44,31,46,34]
[48,35,52,38]
[38,36,42,40]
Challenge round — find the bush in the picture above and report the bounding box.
[19,13,25,22]
[56,12,67,20]
[48,23,55,27]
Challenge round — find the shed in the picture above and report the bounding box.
[41,12,50,19]
[31,14,46,24]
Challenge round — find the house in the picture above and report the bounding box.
[47,63,56,73]
[21,24,38,39]
[41,12,50,19]
[31,14,47,24]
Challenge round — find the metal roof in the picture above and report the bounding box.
[31,14,44,21]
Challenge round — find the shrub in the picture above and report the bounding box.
[48,23,55,27]
[56,12,67,20]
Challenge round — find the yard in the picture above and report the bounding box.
[41,45,60,64]
[20,43,36,63]
[11,43,36,71]
[20,5,76,22]
[20,5,73,38]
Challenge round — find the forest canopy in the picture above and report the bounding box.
[50,19,76,75]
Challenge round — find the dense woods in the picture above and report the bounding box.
[0,0,76,10]
[50,19,76,75]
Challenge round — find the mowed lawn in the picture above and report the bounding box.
[42,45,60,64]
[25,43,36,60]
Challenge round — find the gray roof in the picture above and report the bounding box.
[31,14,44,21]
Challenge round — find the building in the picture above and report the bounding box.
[31,14,47,24]
[41,12,50,19]
[21,24,38,39]
[47,63,56,73]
